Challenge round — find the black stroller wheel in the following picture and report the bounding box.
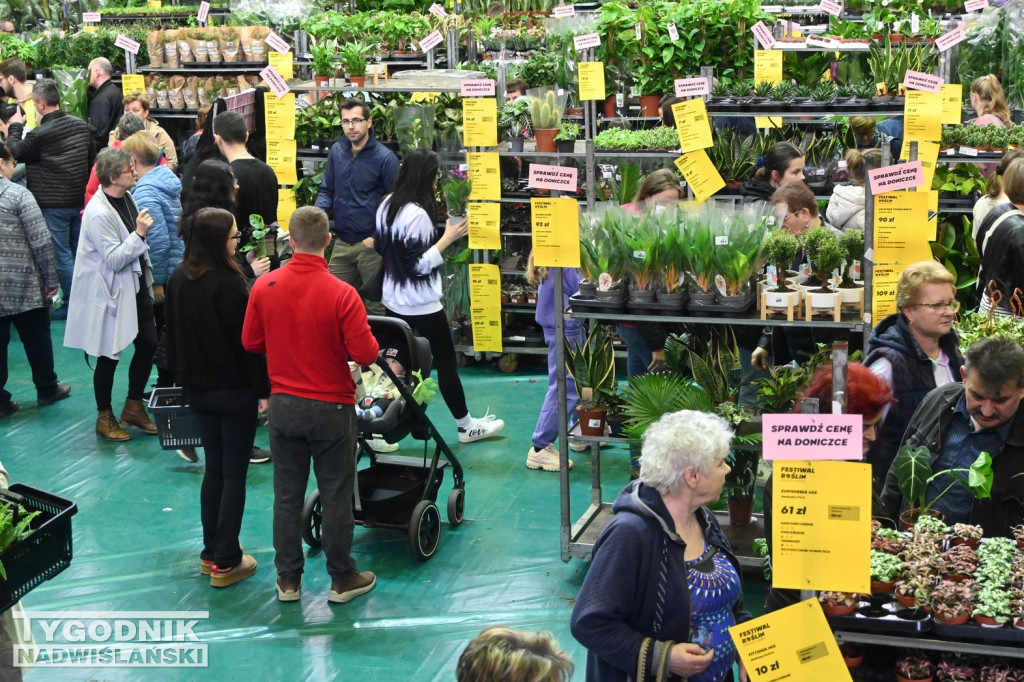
[447,487,465,526]
[409,500,440,561]
[302,490,323,548]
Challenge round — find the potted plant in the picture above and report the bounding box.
[339,41,369,87]
[395,105,435,155]
[527,86,568,153]
[711,211,766,306]
[498,98,532,152]
[819,591,859,616]
[679,212,717,303]
[837,229,865,303]
[564,324,616,436]
[441,168,471,221]
[725,451,756,526]
[871,526,906,553]
[896,653,935,682]
[554,121,578,154]
[839,642,864,668]
[309,36,337,86]
[761,229,801,311]
[624,211,662,301]
[870,549,903,592]
[973,584,1012,627]
[949,523,983,548]
[940,544,977,581]
[801,227,844,312]
[895,572,935,609]
[655,215,688,307]
[929,579,976,624]
[892,444,994,529]
[582,208,631,303]
[1013,524,1024,550]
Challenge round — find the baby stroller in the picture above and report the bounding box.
[301,316,465,561]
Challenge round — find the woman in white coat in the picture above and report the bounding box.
[64,147,158,441]
[825,148,881,233]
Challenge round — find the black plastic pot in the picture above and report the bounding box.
[556,139,575,154]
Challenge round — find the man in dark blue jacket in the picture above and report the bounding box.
[315,97,398,315]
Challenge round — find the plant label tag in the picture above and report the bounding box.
[911,13,920,35]
[553,4,575,18]
[868,161,924,194]
[197,0,210,23]
[668,23,679,41]
[675,77,710,98]
[904,70,942,94]
[633,250,645,259]
[715,235,729,245]
[766,265,778,286]
[936,28,967,52]
[528,163,577,191]
[587,419,601,428]
[959,146,979,157]
[615,92,624,107]
[965,0,988,11]
[763,414,865,460]
[460,79,495,96]
[418,30,444,52]
[573,33,601,51]
[266,32,291,56]
[636,24,642,41]
[83,11,100,22]
[115,35,140,54]
[429,2,448,18]
[752,21,776,49]
[819,0,842,16]
[260,65,290,98]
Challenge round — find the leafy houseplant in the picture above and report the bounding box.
[892,444,994,527]
[395,105,434,155]
[762,229,800,293]
[442,168,472,220]
[818,591,858,616]
[309,36,337,83]
[239,215,272,260]
[870,548,904,588]
[930,579,976,624]
[0,502,41,580]
[564,324,616,435]
[497,98,532,151]
[712,212,766,298]
[340,41,370,85]
[838,230,865,288]
[802,227,844,295]
[895,653,934,682]
[554,121,579,154]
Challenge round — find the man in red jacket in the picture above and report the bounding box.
[243,206,379,604]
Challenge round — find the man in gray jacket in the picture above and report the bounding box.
[6,79,94,316]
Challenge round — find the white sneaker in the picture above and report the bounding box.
[457,411,505,443]
[569,440,589,452]
[527,444,573,472]
[367,437,398,453]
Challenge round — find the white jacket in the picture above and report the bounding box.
[825,183,866,232]
[64,190,152,359]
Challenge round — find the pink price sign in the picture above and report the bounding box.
[752,21,776,49]
[936,28,967,52]
[266,32,291,56]
[528,164,578,192]
[114,34,140,54]
[904,70,942,94]
[82,11,101,22]
[819,0,842,16]
[260,65,290,98]
[573,33,602,51]
[552,4,575,17]
[197,0,210,23]
[965,0,989,10]
[762,413,864,461]
[418,30,444,52]
[868,161,924,194]
[460,79,495,96]
[674,77,710,98]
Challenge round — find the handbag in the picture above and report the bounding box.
[636,637,677,682]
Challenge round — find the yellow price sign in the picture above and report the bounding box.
[468,263,502,353]
[268,51,293,81]
[731,599,852,682]
[899,139,939,189]
[467,202,501,250]
[121,74,146,96]
[463,97,498,147]
[873,191,933,264]
[265,139,297,185]
[673,150,724,202]
[578,62,605,101]
[264,92,295,138]
[754,116,784,129]
[871,264,901,323]
[904,89,942,141]
[278,188,296,231]
[771,460,871,593]
[941,83,963,125]
[530,197,580,267]
[670,98,713,153]
[147,0,162,7]
[467,152,501,201]
[754,50,783,85]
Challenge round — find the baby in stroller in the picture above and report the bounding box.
[356,340,410,422]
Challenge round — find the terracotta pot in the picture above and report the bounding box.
[896,593,919,609]
[950,537,979,549]
[349,75,365,87]
[1014,618,1024,630]
[896,676,933,682]
[934,611,970,625]
[315,75,330,86]
[577,405,607,436]
[974,615,1004,628]
[728,496,753,526]
[870,580,896,593]
[821,602,856,616]
[899,508,945,531]
[1016,538,1024,550]
[942,573,972,583]
[844,654,863,668]
[534,128,558,153]
[603,95,618,118]
[638,94,661,117]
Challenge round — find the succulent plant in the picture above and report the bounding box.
[730,80,753,98]
[811,82,836,102]
[793,83,815,100]
[753,80,775,99]
[530,90,560,129]
[770,82,795,102]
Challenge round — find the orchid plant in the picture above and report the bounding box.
[442,168,472,219]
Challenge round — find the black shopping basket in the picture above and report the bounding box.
[148,387,204,449]
[0,484,77,613]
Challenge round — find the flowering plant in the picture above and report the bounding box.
[442,167,472,219]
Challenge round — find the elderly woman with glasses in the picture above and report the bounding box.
[864,260,964,487]
[65,147,158,442]
[571,410,751,682]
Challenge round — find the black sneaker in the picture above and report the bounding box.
[0,401,18,419]
[250,446,271,463]
[177,447,199,463]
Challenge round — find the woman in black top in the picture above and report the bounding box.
[164,207,269,588]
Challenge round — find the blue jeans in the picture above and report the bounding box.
[269,393,358,581]
[41,207,83,304]
[531,329,583,449]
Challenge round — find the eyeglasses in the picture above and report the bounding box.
[916,299,961,313]
[341,118,367,127]
[118,168,133,177]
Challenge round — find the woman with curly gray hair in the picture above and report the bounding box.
[571,410,752,682]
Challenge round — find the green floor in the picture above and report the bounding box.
[2,323,765,680]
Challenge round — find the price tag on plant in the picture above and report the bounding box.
[904,70,942,94]
[667,22,679,41]
[82,11,100,22]
[197,0,210,23]
[819,0,842,16]
[752,20,776,49]
[935,28,967,52]
[122,74,146,94]
[418,30,444,52]
[114,35,140,54]
[260,64,291,98]
[266,32,291,56]
[965,0,989,11]
[674,77,710,98]
[429,3,448,18]
[573,33,601,51]
[552,4,575,18]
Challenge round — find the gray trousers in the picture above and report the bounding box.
[269,393,358,581]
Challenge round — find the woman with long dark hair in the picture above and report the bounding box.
[164,207,268,587]
[374,149,504,444]
[178,159,237,244]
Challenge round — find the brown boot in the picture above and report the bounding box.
[121,399,158,434]
[96,410,131,441]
